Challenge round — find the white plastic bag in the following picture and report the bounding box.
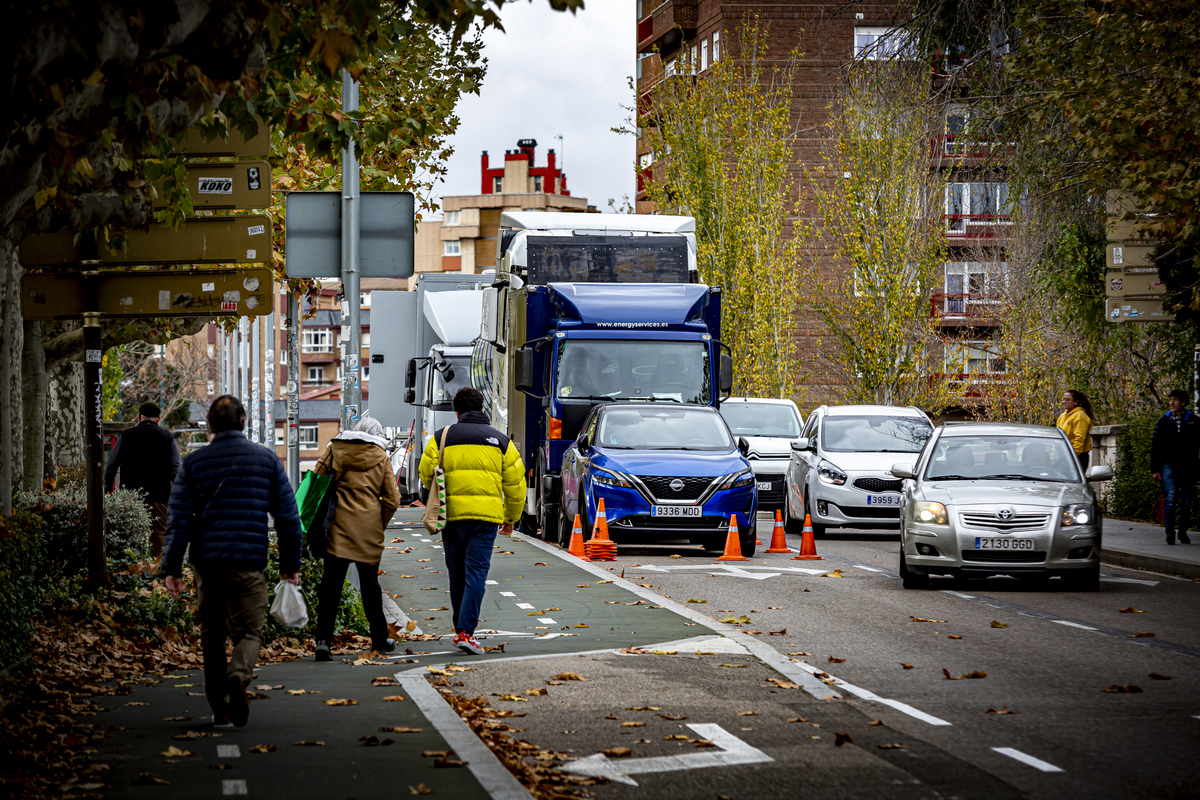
[269,580,309,628]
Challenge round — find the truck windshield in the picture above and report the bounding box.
[527,235,689,283]
[720,403,802,437]
[431,355,473,409]
[597,407,733,450]
[557,340,710,404]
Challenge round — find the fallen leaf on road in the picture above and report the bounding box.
[406,620,417,632]
[720,664,748,668]
[134,773,169,785]
[399,575,415,579]
[172,683,196,688]
[789,652,813,656]
[534,562,548,566]
[605,714,618,719]
[159,746,194,758]
[409,784,433,795]
[359,736,394,746]
[1148,673,1172,680]
[422,750,453,757]
[248,745,276,753]
[526,688,548,696]
[435,757,469,767]
[990,621,1008,628]
[574,623,590,628]
[878,743,906,750]
[820,570,845,578]
[286,689,319,695]
[161,716,191,722]
[648,605,665,609]
[604,601,620,604]
[827,656,845,663]
[620,721,647,727]
[719,615,752,624]
[627,706,661,711]
[378,570,387,575]
[603,747,633,757]
[499,551,515,555]
[768,628,787,635]
[391,537,403,543]
[372,677,399,686]
[787,718,807,723]
[554,672,587,681]
[942,669,958,680]
[577,584,591,588]
[769,606,782,609]
[868,719,882,726]
[497,695,528,702]
[669,554,682,559]
[380,726,423,733]
[125,701,149,706]
[737,711,758,716]
[254,684,284,691]
[948,635,963,640]
[687,598,708,603]
[637,584,653,588]
[834,732,854,747]
[692,738,715,747]
[1119,607,1145,613]
[910,617,945,623]
[664,734,690,740]
[901,663,914,669]
[961,671,987,679]
[986,707,1019,715]
[382,695,406,702]
[417,559,431,562]
[1100,684,1143,693]
[292,740,324,746]
[626,600,645,605]
[598,579,614,584]
[658,713,687,720]
[1128,632,1155,638]
[322,698,358,706]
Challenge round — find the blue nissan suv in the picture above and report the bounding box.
[557,404,758,554]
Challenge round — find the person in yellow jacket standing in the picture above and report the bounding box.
[1056,389,1094,473]
[419,387,525,655]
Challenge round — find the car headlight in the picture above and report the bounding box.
[1062,503,1094,527]
[593,469,634,489]
[719,471,755,491]
[913,501,948,525]
[817,460,847,486]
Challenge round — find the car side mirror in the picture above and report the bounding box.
[737,437,749,457]
[1085,465,1114,482]
[577,435,590,452]
[791,437,810,453]
[890,463,915,479]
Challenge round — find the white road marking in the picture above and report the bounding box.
[486,580,498,585]
[222,780,248,796]
[1100,576,1159,586]
[397,675,533,800]
[941,590,976,599]
[1052,620,1098,631]
[381,592,423,636]
[538,617,557,624]
[499,591,515,597]
[216,744,240,758]
[421,538,432,542]
[562,723,772,786]
[852,565,884,572]
[790,661,953,726]
[432,545,443,549]
[516,603,535,609]
[993,747,1064,773]
[637,564,827,576]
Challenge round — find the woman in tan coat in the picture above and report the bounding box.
[312,415,402,661]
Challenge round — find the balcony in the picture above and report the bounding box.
[931,292,1002,322]
[944,214,1012,240]
[932,134,1014,166]
[637,0,698,57]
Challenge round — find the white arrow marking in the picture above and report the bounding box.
[562,724,772,786]
[635,564,823,578]
[712,567,782,580]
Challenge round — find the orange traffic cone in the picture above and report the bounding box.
[715,514,750,562]
[791,513,824,561]
[584,498,618,561]
[765,509,792,553]
[567,514,587,558]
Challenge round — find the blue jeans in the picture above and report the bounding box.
[442,520,499,635]
[1163,463,1194,536]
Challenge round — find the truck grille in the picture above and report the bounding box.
[853,477,903,493]
[961,549,1047,563]
[637,475,713,501]
[959,512,1050,533]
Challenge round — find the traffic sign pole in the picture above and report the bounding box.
[251,314,261,443]
[341,69,362,431]
[286,291,300,488]
[81,267,107,590]
[264,297,275,451]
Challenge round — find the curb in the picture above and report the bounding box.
[1102,548,1200,580]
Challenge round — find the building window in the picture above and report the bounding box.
[336,363,344,382]
[534,175,543,192]
[299,424,319,449]
[945,183,1012,233]
[363,366,370,382]
[444,240,461,256]
[945,340,1005,375]
[712,31,720,61]
[701,39,709,71]
[665,58,676,77]
[306,366,324,382]
[493,176,502,193]
[639,151,655,169]
[690,45,697,74]
[302,329,333,353]
[445,210,460,225]
[361,331,370,347]
[942,262,1007,315]
[275,427,284,446]
[207,343,215,358]
[279,348,287,364]
[854,27,916,60]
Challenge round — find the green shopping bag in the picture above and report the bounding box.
[295,470,335,555]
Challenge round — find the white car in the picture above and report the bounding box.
[784,404,933,537]
[719,397,804,511]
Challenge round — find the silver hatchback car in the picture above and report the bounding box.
[891,422,1113,591]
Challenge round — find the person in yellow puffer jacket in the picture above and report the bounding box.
[419,387,525,656]
[1056,389,1094,473]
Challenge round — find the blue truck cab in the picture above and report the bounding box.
[471,212,736,539]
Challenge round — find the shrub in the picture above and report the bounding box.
[262,540,370,644]
[1108,411,1162,522]
[0,510,46,676]
[14,488,152,576]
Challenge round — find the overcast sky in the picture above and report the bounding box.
[433,1,636,213]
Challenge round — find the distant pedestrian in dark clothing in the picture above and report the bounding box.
[1151,389,1200,545]
[163,396,302,728]
[105,401,181,563]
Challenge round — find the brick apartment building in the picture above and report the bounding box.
[634,1,1010,408]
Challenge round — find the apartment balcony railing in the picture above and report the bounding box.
[932,134,1014,160]
[944,214,1012,239]
[928,372,1009,400]
[301,345,334,354]
[930,292,1002,319]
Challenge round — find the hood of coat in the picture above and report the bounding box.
[331,432,390,472]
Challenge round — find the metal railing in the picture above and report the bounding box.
[944,213,1012,238]
[930,292,1003,318]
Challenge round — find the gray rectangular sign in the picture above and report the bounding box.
[284,191,414,278]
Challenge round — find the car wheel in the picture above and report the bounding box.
[539,500,559,544]
[782,499,803,536]
[804,495,827,539]
[739,530,757,558]
[899,551,929,590]
[1066,565,1100,592]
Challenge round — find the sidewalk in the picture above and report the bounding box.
[1103,518,1200,579]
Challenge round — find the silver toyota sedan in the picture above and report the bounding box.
[890,422,1113,591]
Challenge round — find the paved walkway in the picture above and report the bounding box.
[1104,517,1200,578]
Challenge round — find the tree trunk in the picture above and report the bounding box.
[0,237,23,511]
[21,318,46,491]
[48,355,85,469]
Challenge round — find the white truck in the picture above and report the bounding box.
[369,272,489,502]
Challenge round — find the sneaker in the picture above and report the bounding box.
[226,675,250,728]
[1181,532,1192,544]
[372,638,397,654]
[454,632,485,656]
[314,642,332,662]
[211,713,234,729]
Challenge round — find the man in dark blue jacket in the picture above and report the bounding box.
[163,395,302,728]
[1150,389,1200,545]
